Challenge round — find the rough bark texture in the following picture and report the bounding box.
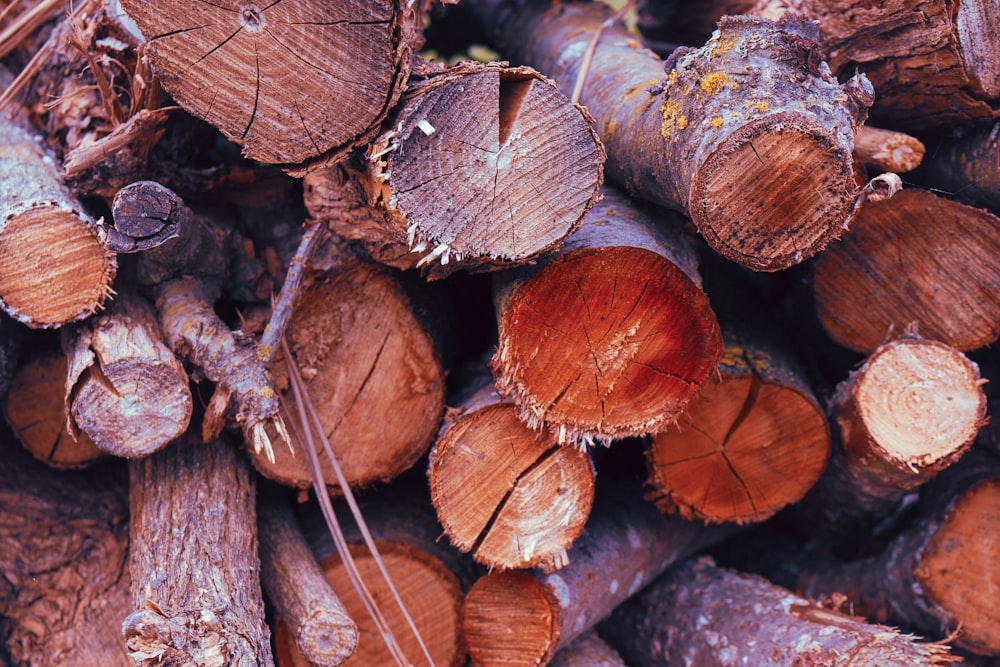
[258,487,358,667]
[5,350,104,468]
[753,0,1000,130]
[601,558,959,666]
[491,186,722,446]
[454,1,871,270]
[303,60,604,276]
[252,261,445,491]
[915,120,1000,215]
[853,126,925,174]
[63,292,192,458]
[646,281,829,525]
[799,453,1000,656]
[119,0,423,167]
[461,484,739,666]
[549,631,627,667]
[0,438,132,666]
[429,378,595,572]
[813,188,1000,353]
[124,433,273,666]
[107,181,194,254]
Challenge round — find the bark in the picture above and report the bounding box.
[0,315,21,403]
[789,330,986,543]
[853,126,925,174]
[429,376,595,572]
[452,1,872,270]
[812,188,1000,353]
[107,181,194,254]
[914,120,1000,215]
[0,438,131,666]
[549,631,627,667]
[305,60,604,277]
[0,67,116,329]
[799,453,1000,656]
[5,349,104,468]
[119,0,423,168]
[258,486,358,667]
[600,558,960,666]
[645,279,829,525]
[752,0,1000,130]
[123,432,273,666]
[460,483,739,666]
[63,291,192,458]
[275,488,483,667]
[635,0,756,50]
[491,186,722,446]
[252,261,445,491]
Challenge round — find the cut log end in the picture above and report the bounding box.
[692,118,857,271]
[647,375,829,524]
[462,570,560,667]
[0,206,116,328]
[493,246,722,445]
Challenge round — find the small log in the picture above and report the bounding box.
[812,188,1000,353]
[799,453,1000,656]
[600,557,960,666]
[549,631,627,667]
[0,68,116,328]
[645,280,829,525]
[853,126,925,174]
[429,376,595,572]
[305,61,604,276]
[123,432,273,666]
[119,0,423,167]
[491,186,722,446]
[460,484,739,666]
[0,439,131,666]
[63,291,192,458]
[276,488,483,667]
[106,180,193,254]
[252,260,445,491]
[789,330,986,542]
[451,1,872,270]
[258,486,358,667]
[5,349,103,468]
[914,120,1000,214]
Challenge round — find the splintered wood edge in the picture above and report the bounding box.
[854,339,986,471]
[0,206,116,328]
[463,571,560,666]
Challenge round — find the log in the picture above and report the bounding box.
[549,631,627,667]
[106,180,193,254]
[63,291,192,458]
[5,349,104,468]
[634,0,754,51]
[460,483,739,666]
[123,432,273,666]
[119,0,423,167]
[0,68,117,328]
[753,0,1000,130]
[276,488,482,667]
[428,377,595,572]
[789,330,987,543]
[799,453,1000,656]
[491,186,722,446]
[258,486,358,667]
[252,260,445,491]
[0,438,132,666]
[914,120,1000,214]
[304,60,604,276]
[645,278,829,525]
[446,1,873,270]
[853,126,925,174]
[812,188,1000,353]
[600,557,960,666]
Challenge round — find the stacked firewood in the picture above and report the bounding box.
[1,0,999,665]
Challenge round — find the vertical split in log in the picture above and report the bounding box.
[645,283,829,525]
[600,558,960,666]
[5,350,104,468]
[124,433,273,666]
[460,484,739,665]
[63,292,192,458]
[120,1,423,167]
[455,1,871,270]
[853,126,925,174]
[491,187,722,446]
[429,379,595,572]
[813,188,1000,353]
[252,261,445,491]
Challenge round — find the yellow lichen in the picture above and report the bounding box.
[755,100,769,113]
[660,97,683,140]
[666,70,679,87]
[709,34,738,59]
[677,115,688,130]
[711,117,724,129]
[701,71,736,95]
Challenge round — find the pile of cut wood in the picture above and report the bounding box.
[1,0,998,665]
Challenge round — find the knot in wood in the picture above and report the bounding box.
[239,5,264,33]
